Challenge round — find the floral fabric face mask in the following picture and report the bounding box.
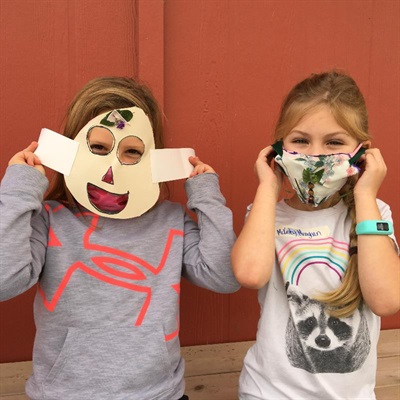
[272,141,365,207]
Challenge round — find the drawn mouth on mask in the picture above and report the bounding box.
[87,183,129,214]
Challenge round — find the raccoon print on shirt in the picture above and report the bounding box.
[285,283,371,374]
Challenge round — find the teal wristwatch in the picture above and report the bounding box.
[355,220,393,235]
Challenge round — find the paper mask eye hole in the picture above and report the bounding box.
[87,126,115,156]
[118,136,145,165]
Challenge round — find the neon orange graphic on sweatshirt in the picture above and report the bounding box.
[38,205,183,339]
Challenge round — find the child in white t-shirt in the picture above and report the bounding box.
[232,70,399,399]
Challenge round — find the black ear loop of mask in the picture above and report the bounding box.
[349,145,366,167]
[268,141,283,171]
[271,141,284,157]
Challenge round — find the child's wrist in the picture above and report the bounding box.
[257,181,280,201]
[354,190,377,203]
[355,196,381,223]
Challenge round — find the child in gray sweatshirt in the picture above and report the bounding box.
[0,77,240,400]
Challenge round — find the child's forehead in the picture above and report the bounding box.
[295,106,337,125]
[286,107,348,136]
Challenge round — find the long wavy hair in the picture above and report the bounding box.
[46,76,165,207]
[274,70,370,317]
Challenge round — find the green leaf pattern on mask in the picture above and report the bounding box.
[302,167,324,184]
[100,113,115,126]
[119,110,133,122]
[100,109,134,127]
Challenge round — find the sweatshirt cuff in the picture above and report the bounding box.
[185,173,228,210]
[184,172,219,197]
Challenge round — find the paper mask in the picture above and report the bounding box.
[64,107,160,219]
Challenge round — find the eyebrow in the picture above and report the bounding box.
[289,130,350,137]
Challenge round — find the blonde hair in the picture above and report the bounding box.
[274,71,370,317]
[46,76,164,206]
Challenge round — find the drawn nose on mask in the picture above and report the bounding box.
[102,166,114,185]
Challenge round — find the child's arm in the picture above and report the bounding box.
[231,146,282,289]
[354,148,400,316]
[181,156,240,293]
[0,143,49,300]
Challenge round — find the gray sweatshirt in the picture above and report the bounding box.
[0,164,240,400]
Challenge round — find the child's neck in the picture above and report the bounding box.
[285,194,341,211]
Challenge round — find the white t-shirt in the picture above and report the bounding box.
[239,199,397,400]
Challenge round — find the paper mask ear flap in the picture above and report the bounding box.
[150,148,195,183]
[34,128,79,176]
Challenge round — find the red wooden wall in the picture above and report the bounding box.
[1,0,399,362]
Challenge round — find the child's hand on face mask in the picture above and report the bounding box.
[188,156,216,177]
[354,147,387,199]
[255,146,283,191]
[8,141,46,176]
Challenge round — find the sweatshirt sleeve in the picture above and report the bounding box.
[181,173,240,293]
[0,164,50,300]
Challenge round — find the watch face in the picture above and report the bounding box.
[377,222,389,231]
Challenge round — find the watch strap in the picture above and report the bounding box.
[355,220,393,235]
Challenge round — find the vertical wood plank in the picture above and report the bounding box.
[136,0,164,108]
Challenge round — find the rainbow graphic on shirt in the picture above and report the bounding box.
[277,235,350,286]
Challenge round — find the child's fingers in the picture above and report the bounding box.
[254,145,282,185]
[257,145,274,159]
[189,155,201,167]
[188,156,216,176]
[26,152,36,166]
[364,149,387,175]
[255,146,277,169]
[8,141,45,175]
[25,141,39,153]
[355,148,387,196]
[367,148,386,165]
[25,152,42,167]
[190,165,206,177]
[190,169,200,177]
[255,146,274,169]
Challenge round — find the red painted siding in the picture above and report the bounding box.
[0,0,398,362]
